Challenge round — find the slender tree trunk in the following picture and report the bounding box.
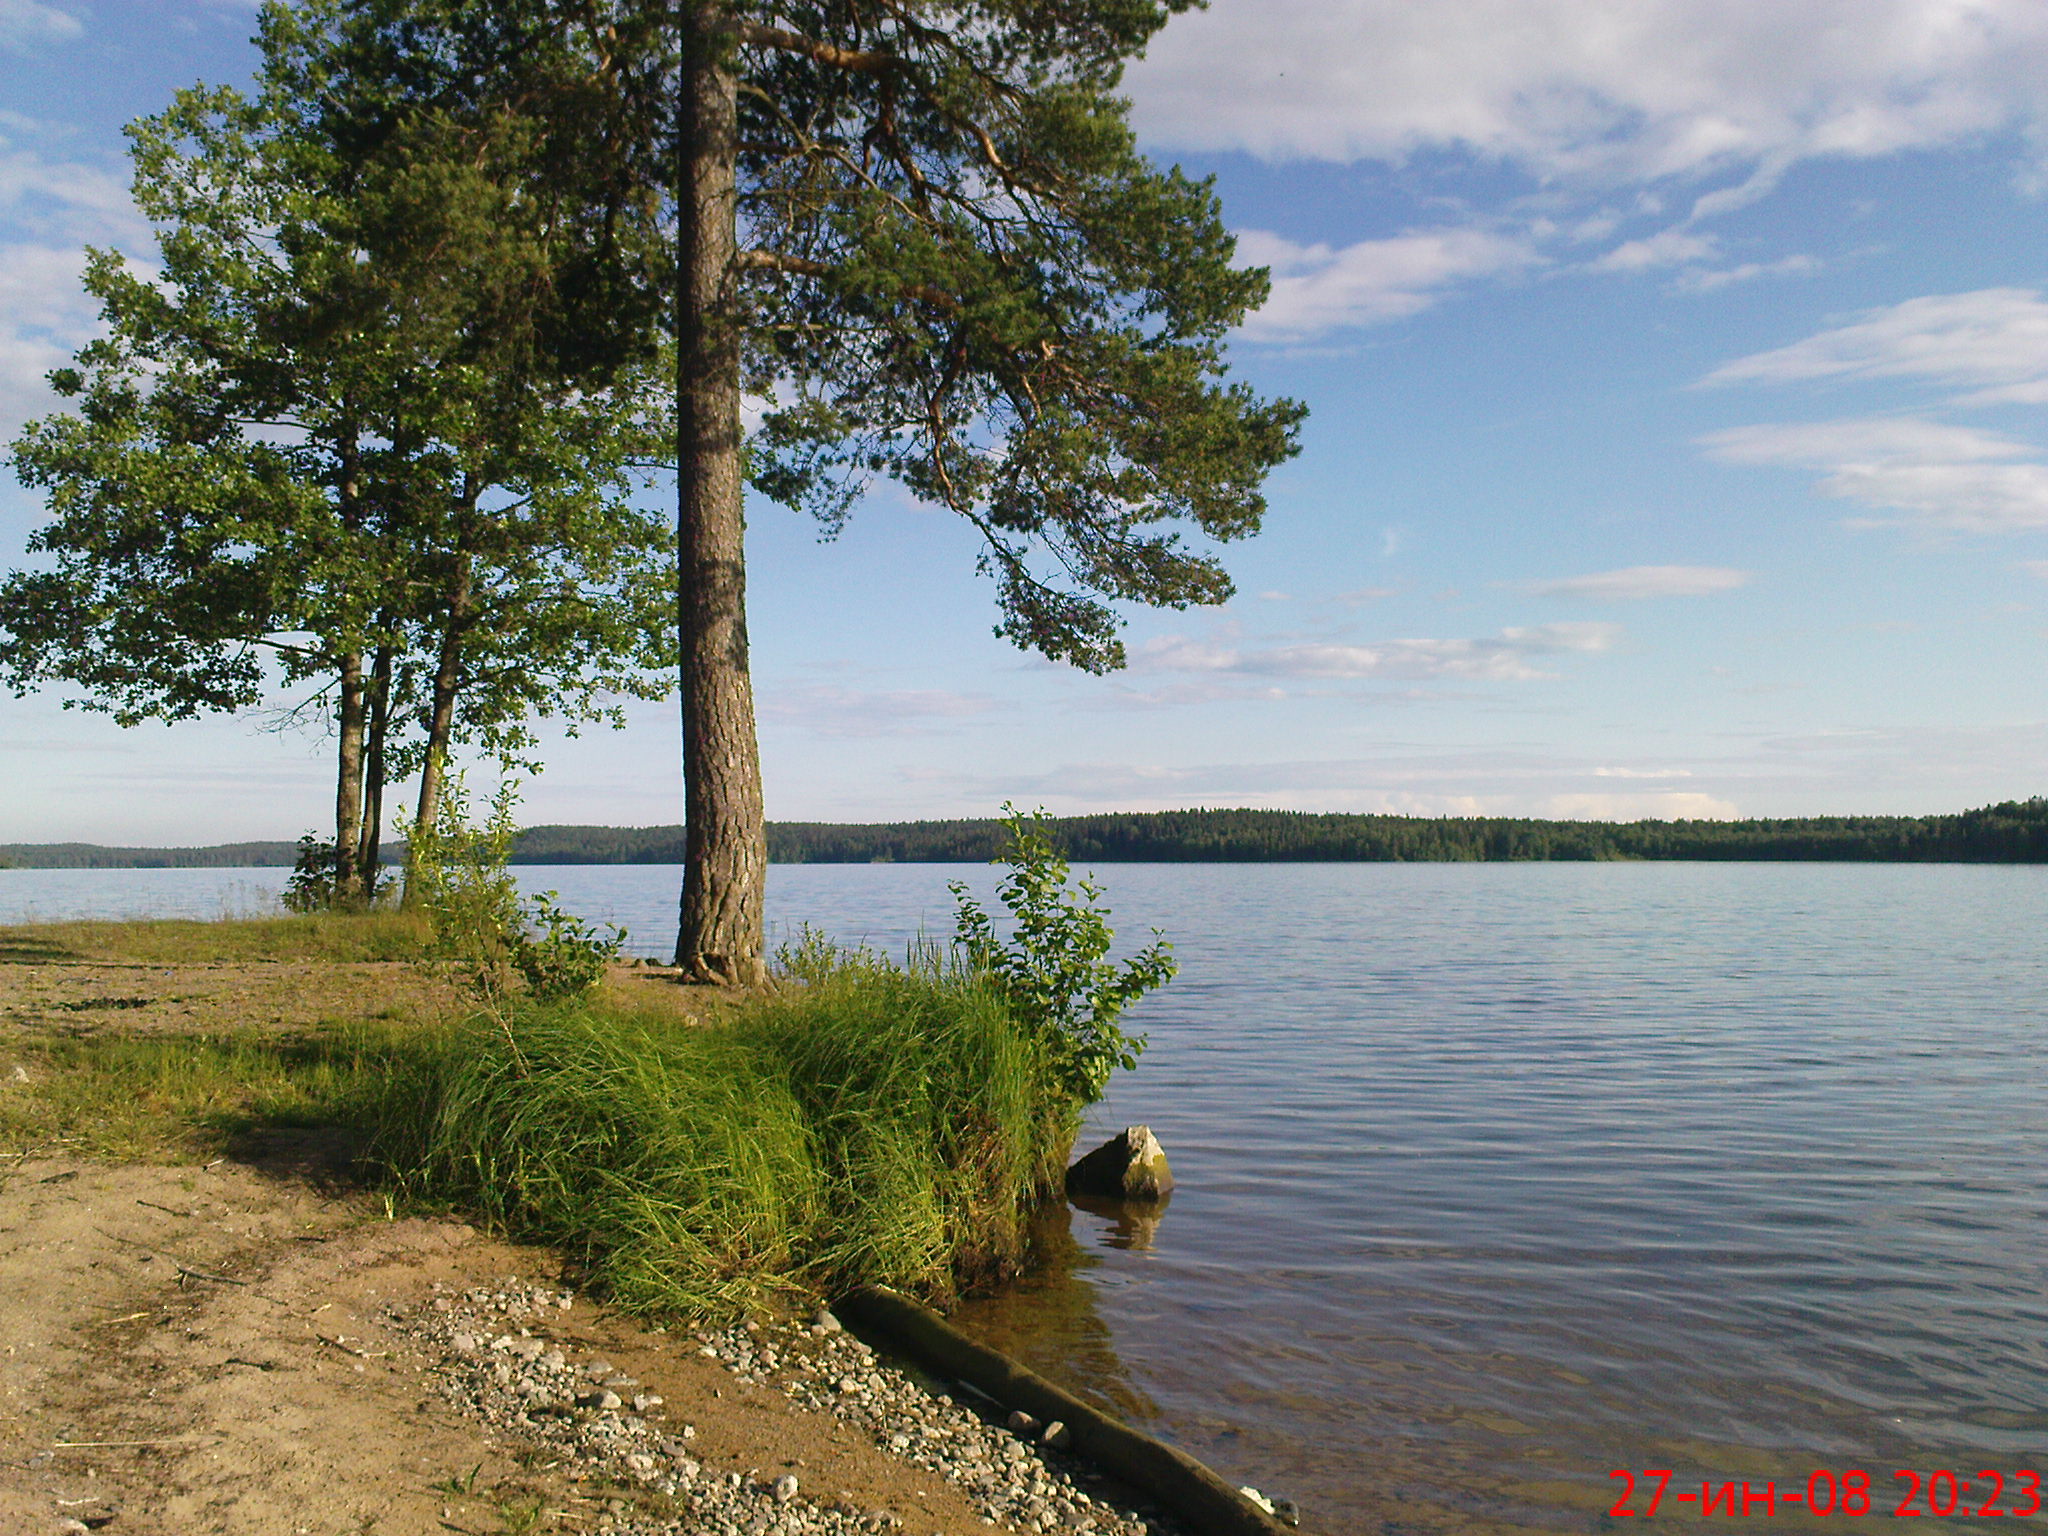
[332,418,368,909]
[675,1,766,985]
[406,547,473,907]
[358,642,392,898]
[335,649,368,909]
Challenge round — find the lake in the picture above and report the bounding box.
[5,860,2044,1534]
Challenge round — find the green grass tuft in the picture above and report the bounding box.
[372,947,1077,1317]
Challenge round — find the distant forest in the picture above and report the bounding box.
[7,798,2048,868]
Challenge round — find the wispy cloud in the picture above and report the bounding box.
[1236,226,1540,341]
[1705,288,2048,400]
[1135,621,1619,682]
[1332,585,1401,607]
[1702,417,2048,532]
[898,751,1742,820]
[1590,227,1719,273]
[1544,791,1738,819]
[1522,564,1752,599]
[0,135,150,441]
[1674,253,1821,293]
[0,243,100,441]
[1129,0,2048,191]
[0,0,81,51]
[760,685,996,738]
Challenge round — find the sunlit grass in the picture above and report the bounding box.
[0,910,431,966]
[373,946,1077,1316]
[0,932,1080,1315]
[0,1019,414,1161]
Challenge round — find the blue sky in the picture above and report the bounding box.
[6,0,2048,843]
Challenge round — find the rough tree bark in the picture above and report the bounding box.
[674,0,767,985]
[334,648,368,906]
[331,422,370,908]
[403,544,473,906]
[357,641,392,894]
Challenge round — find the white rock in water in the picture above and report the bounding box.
[1240,1486,1276,1514]
[1064,1125,1174,1202]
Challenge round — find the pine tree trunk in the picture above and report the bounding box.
[334,649,368,909]
[674,1,766,986]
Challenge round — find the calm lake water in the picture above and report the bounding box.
[6,860,2045,1535]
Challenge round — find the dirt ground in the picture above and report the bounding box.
[0,1141,1059,1536]
[0,945,1037,1536]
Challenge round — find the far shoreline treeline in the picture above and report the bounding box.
[6,798,2048,869]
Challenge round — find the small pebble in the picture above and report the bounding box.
[773,1472,799,1502]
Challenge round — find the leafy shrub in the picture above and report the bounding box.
[281,834,338,914]
[950,805,1176,1103]
[516,891,625,1002]
[406,775,622,1007]
[283,833,395,912]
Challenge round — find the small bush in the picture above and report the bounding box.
[406,776,622,1008]
[283,833,396,912]
[950,805,1176,1102]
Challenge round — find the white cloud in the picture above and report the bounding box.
[898,751,1750,819]
[0,149,135,241]
[1590,228,1720,273]
[1705,289,2048,398]
[1524,564,1753,599]
[0,0,81,50]
[1702,416,2029,466]
[759,685,995,738]
[1236,226,1539,340]
[1702,417,2048,531]
[1130,0,2048,190]
[1543,791,1739,819]
[0,140,150,443]
[1136,621,1618,682]
[1674,254,1822,292]
[2020,559,2048,580]
[0,243,98,441]
[1591,766,1693,778]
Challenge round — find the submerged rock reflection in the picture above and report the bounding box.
[1069,1189,1173,1251]
[951,1200,1164,1427]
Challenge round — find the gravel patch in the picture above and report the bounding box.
[397,1280,1186,1536]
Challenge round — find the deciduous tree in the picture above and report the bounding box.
[0,7,676,905]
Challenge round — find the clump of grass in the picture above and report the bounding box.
[0,910,430,966]
[372,944,1077,1317]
